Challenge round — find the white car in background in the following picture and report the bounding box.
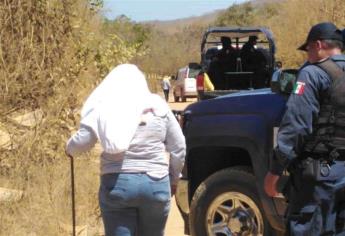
[173,63,201,102]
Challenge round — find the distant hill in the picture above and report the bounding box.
[142,0,284,34]
[144,9,224,34]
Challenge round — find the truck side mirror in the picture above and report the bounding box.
[271,69,298,94]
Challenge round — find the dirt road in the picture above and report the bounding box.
[161,92,196,236]
[166,196,187,236]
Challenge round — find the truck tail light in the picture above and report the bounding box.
[196,73,204,91]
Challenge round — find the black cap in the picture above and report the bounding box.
[221,36,232,48]
[298,22,343,51]
[221,36,231,43]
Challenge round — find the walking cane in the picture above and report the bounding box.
[68,154,76,236]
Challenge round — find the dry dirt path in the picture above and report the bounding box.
[165,196,187,236]
[158,91,197,236]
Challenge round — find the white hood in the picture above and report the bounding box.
[80,64,169,154]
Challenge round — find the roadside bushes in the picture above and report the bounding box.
[216,0,345,68]
[0,0,143,234]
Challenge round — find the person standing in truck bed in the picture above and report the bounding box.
[208,36,236,89]
[241,35,258,71]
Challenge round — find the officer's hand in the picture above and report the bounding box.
[264,172,280,197]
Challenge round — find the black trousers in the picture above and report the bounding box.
[163,89,169,102]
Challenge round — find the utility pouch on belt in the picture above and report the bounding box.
[300,157,320,180]
[300,157,334,181]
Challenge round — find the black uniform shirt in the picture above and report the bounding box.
[270,54,345,175]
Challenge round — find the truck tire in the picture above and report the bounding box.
[181,88,186,102]
[174,92,180,102]
[189,167,273,236]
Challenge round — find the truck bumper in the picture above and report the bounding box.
[175,179,189,214]
[175,179,190,234]
[184,91,197,97]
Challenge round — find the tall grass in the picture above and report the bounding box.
[0,0,150,235]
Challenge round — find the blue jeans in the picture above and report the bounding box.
[99,173,171,236]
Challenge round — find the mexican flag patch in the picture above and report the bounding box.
[293,81,306,95]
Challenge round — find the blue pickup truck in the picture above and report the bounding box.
[175,69,298,235]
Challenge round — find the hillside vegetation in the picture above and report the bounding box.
[0,0,147,235]
[0,0,344,235]
[215,0,345,67]
[132,0,345,75]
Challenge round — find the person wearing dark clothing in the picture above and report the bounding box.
[241,35,258,55]
[264,22,345,235]
[218,36,235,58]
[207,36,236,89]
[241,35,259,72]
[218,36,237,72]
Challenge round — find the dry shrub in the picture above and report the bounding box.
[217,0,345,68]
[0,0,140,235]
[267,0,345,67]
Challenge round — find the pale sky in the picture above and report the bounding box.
[103,0,247,22]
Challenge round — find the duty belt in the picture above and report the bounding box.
[302,148,345,162]
[329,148,345,161]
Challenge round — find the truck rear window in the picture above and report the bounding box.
[188,69,200,79]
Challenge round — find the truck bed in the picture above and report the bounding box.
[199,89,241,100]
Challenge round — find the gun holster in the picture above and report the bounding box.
[300,157,319,179]
[299,157,332,180]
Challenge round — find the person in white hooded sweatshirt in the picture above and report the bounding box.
[66,64,186,236]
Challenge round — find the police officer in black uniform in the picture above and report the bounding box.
[264,22,345,235]
[240,35,258,71]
